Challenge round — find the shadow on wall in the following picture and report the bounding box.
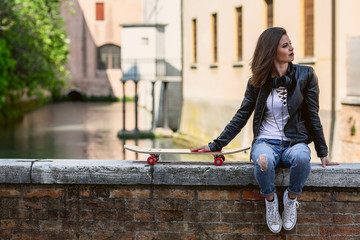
[61,1,116,98]
[166,62,181,77]
[157,81,183,132]
[121,65,140,82]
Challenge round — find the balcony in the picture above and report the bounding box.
[121,58,175,82]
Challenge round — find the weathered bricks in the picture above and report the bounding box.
[1,184,360,239]
[298,191,332,202]
[336,192,360,201]
[0,189,21,198]
[109,188,150,199]
[242,189,264,200]
[23,188,64,199]
[153,188,194,200]
[197,189,239,200]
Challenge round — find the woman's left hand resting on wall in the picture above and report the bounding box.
[320,156,340,168]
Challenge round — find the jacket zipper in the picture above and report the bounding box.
[250,92,267,162]
[285,86,293,145]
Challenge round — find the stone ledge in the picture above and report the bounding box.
[0,159,359,188]
[0,159,33,183]
[341,96,360,106]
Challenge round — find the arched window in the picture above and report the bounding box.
[98,44,121,70]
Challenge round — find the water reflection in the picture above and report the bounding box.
[0,102,188,160]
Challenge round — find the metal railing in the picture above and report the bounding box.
[120,58,168,81]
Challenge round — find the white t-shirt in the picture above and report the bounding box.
[257,87,291,141]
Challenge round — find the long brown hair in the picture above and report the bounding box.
[250,27,287,87]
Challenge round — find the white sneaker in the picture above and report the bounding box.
[282,189,299,231]
[265,193,282,233]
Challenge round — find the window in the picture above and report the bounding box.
[141,37,149,45]
[265,0,273,28]
[236,7,243,61]
[346,37,360,97]
[304,0,314,57]
[212,13,218,63]
[98,44,120,70]
[96,3,104,21]
[192,19,197,63]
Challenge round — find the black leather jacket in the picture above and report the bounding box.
[209,63,328,158]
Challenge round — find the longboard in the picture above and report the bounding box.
[124,145,250,166]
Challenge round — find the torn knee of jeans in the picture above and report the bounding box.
[258,154,267,171]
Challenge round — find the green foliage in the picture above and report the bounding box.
[351,122,356,136]
[0,97,49,125]
[82,95,122,102]
[117,130,155,140]
[52,94,124,103]
[0,0,69,109]
[0,39,16,107]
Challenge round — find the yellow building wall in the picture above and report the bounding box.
[180,0,360,162]
[336,0,360,162]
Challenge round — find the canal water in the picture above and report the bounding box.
[0,102,197,161]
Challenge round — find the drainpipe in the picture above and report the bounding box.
[329,0,336,160]
[180,0,184,102]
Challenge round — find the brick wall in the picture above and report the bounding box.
[1,159,360,239]
[1,183,360,240]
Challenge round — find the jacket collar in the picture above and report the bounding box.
[267,62,296,89]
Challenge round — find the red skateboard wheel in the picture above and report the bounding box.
[147,156,156,165]
[214,157,223,166]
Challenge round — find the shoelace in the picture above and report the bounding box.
[284,200,300,221]
[267,201,280,224]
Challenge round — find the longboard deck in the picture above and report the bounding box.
[124,145,249,155]
[124,145,250,166]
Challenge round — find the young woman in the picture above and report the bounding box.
[192,27,339,233]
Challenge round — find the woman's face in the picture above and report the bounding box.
[275,34,294,64]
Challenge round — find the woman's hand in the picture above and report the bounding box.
[320,156,340,168]
[191,145,211,152]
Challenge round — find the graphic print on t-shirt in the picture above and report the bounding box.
[276,87,287,105]
[256,87,290,141]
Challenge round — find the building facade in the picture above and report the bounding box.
[120,0,183,131]
[180,0,360,162]
[61,0,142,98]
[61,0,183,131]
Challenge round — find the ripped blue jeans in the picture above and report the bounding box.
[250,139,311,197]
